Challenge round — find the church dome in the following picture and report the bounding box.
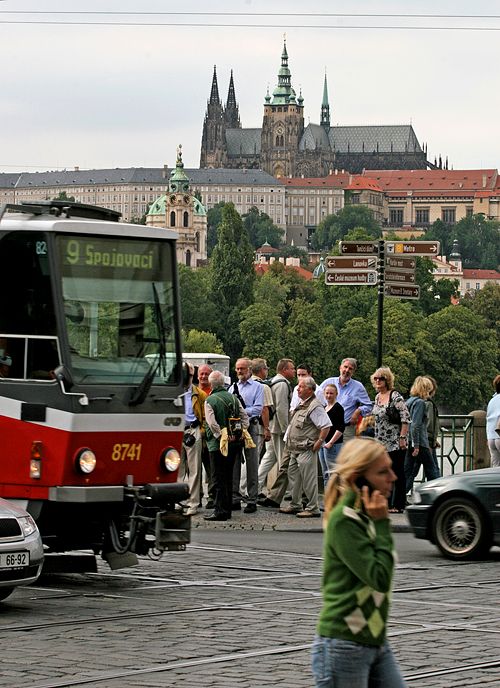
[147,195,167,215]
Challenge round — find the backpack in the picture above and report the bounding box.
[263,378,291,420]
[222,397,244,444]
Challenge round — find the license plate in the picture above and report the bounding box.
[0,551,30,569]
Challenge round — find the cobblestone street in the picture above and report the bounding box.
[0,515,499,687]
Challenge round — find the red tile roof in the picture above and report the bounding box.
[282,174,382,192]
[254,263,313,280]
[462,269,500,280]
[363,169,498,193]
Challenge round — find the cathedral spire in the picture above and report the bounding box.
[320,71,330,130]
[209,65,221,105]
[271,38,299,105]
[224,69,241,128]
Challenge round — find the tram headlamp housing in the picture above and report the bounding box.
[75,448,97,474]
[160,448,181,472]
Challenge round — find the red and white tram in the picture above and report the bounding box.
[0,200,190,569]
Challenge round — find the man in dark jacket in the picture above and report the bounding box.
[204,370,249,521]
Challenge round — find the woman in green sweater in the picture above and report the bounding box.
[311,438,406,688]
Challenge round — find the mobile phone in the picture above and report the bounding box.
[355,476,374,495]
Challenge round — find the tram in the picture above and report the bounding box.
[0,200,190,569]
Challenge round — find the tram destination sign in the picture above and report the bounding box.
[339,241,378,255]
[385,241,440,257]
[325,270,378,286]
[326,256,377,270]
[384,269,417,284]
[384,256,416,271]
[384,284,420,300]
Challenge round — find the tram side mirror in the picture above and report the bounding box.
[54,365,74,391]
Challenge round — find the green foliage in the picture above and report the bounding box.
[182,328,224,354]
[209,203,255,361]
[415,257,459,315]
[461,282,500,332]
[310,205,382,251]
[314,279,377,332]
[178,264,217,333]
[423,214,500,269]
[283,299,337,381]
[243,206,284,248]
[422,305,499,412]
[239,303,283,369]
[206,202,225,257]
[53,190,76,203]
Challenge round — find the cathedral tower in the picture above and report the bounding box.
[260,40,304,177]
[320,73,330,130]
[224,70,241,128]
[200,66,227,168]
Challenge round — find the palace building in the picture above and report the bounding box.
[200,40,429,177]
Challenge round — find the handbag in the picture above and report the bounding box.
[385,390,402,426]
[496,415,500,436]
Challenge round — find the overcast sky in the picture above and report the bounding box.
[1,0,500,173]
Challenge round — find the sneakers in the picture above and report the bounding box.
[243,503,257,514]
[296,510,321,518]
[279,506,301,514]
[185,507,198,516]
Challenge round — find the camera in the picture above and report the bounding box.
[183,432,196,448]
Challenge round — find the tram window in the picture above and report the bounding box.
[0,232,56,337]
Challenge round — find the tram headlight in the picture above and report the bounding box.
[75,448,97,474]
[160,447,181,472]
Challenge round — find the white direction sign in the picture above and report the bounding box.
[326,256,377,270]
[384,284,421,300]
[385,241,440,257]
[326,270,378,286]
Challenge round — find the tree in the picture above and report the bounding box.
[462,282,500,333]
[424,215,500,269]
[310,205,382,251]
[178,264,217,333]
[209,203,255,361]
[422,305,498,412]
[239,303,283,369]
[206,202,225,257]
[53,191,75,203]
[182,329,225,354]
[414,257,460,315]
[243,206,284,248]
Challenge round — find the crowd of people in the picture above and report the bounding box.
[179,356,461,521]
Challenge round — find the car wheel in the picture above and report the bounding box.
[0,587,14,602]
[432,497,491,560]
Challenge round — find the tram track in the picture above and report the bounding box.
[23,645,500,688]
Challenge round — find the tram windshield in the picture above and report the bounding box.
[57,235,180,385]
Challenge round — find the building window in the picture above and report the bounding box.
[415,208,429,224]
[183,211,189,228]
[466,206,473,217]
[442,208,456,224]
[389,209,404,224]
[170,211,176,227]
[476,282,480,290]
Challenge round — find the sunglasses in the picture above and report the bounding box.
[373,376,386,381]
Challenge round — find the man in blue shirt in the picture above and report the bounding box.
[320,358,372,439]
[231,358,264,513]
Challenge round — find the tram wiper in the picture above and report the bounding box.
[128,283,169,407]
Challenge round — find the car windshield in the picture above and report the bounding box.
[57,234,180,385]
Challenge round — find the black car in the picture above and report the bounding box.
[406,467,500,560]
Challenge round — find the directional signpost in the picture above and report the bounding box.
[325,270,378,285]
[326,239,440,366]
[385,241,440,257]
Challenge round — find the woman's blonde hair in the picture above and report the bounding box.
[323,438,387,526]
[370,366,395,391]
[410,375,433,399]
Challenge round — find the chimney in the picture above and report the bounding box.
[482,174,487,188]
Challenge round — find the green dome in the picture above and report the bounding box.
[148,195,167,215]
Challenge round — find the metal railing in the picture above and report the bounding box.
[436,414,474,475]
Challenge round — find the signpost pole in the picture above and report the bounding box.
[376,240,385,368]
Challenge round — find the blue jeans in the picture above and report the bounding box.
[404,445,440,493]
[311,636,406,688]
[319,444,341,485]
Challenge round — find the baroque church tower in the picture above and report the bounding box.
[260,40,304,177]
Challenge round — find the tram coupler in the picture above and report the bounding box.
[140,482,189,507]
[155,510,191,552]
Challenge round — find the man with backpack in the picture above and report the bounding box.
[204,370,249,521]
